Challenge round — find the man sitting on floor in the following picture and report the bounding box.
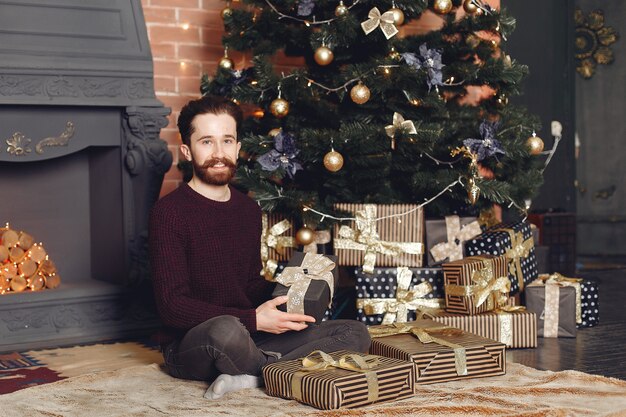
[148,95,370,400]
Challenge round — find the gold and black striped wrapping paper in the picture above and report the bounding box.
[333,203,424,268]
[369,320,506,385]
[263,350,415,410]
[443,255,509,315]
[430,310,538,348]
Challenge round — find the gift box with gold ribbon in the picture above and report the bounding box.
[425,215,483,266]
[443,255,510,315]
[355,266,445,325]
[260,212,297,280]
[263,350,414,410]
[525,274,579,338]
[368,319,506,385]
[272,252,338,324]
[429,307,537,348]
[464,221,539,295]
[525,273,599,336]
[333,203,424,273]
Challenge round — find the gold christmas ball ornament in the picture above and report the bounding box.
[268,128,282,137]
[350,82,371,105]
[433,0,453,14]
[269,98,289,118]
[221,6,233,19]
[389,7,405,26]
[218,56,234,70]
[526,134,544,155]
[314,46,334,66]
[462,0,479,14]
[335,1,348,16]
[296,226,315,246]
[323,150,344,172]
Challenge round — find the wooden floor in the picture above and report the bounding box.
[507,266,626,380]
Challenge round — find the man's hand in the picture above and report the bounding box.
[256,296,316,334]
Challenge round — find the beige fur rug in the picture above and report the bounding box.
[1,361,625,417]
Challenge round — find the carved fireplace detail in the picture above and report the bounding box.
[0,0,171,351]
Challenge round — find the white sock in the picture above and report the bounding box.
[204,374,262,400]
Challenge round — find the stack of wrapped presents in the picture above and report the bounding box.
[261,206,598,410]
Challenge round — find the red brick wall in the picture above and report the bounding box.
[141,0,499,197]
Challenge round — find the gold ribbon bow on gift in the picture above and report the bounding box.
[260,213,296,280]
[494,228,534,291]
[361,7,398,40]
[275,253,335,316]
[291,350,380,404]
[445,259,510,311]
[357,267,444,324]
[302,230,331,254]
[384,112,417,150]
[430,216,483,263]
[334,205,424,274]
[539,273,583,324]
[369,323,467,376]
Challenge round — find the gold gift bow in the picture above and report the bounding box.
[445,259,511,311]
[368,323,467,376]
[384,112,417,150]
[539,273,583,324]
[361,7,398,40]
[260,214,296,280]
[357,267,444,324]
[291,350,380,404]
[275,253,335,315]
[430,216,483,262]
[302,230,331,254]
[334,204,424,274]
[493,228,534,291]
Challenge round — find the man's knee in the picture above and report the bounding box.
[347,320,371,352]
[197,315,250,351]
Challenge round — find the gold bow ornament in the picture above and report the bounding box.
[357,267,444,324]
[291,350,380,404]
[302,230,331,254]
[361,7,398,40]
[275,253,335,316]
[260,213,296,280]
[539,273,583,325]
[384,112,417,150]
[334,204,424,274]
[369,323,468,376]
[429,216,483,263]
[494,227,534,291]
[445,258,511,313]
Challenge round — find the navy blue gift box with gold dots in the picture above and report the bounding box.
[355,267,445,325]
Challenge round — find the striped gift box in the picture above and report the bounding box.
[333,204,424,269]
[263,350,414,410]
[443,255,509,315]
[429,310,538,348]
[263,212,296,262]
[369,320,506,385]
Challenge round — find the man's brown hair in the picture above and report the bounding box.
[177,95,243,146]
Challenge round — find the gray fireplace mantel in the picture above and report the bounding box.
[0,0,171,352]
[0,0,161,107]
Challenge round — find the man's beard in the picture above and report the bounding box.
[191,157,237,186]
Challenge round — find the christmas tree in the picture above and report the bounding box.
[201,0,545,230]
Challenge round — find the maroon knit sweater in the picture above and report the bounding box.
[149,184,273,343]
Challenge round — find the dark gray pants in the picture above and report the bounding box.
[161,315,371,382]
